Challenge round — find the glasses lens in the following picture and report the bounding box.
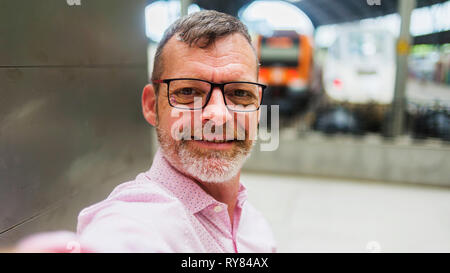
[168,79,210,109]
[224,83,261,111]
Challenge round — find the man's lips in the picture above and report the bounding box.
[187,134,239,142]
[187,139,236,150]
[191,136,236,142]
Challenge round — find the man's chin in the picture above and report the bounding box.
[184,139,237,155]
[181,141,240,169]
[177,141,252,183]
[157,128,254,183]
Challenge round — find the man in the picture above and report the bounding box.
[16,10,276,253]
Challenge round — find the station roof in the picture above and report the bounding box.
[192,0,448,27]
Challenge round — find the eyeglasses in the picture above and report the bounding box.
[152,78,266,112]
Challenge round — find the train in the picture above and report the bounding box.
[314,26,397,134]
[255,30,314,123]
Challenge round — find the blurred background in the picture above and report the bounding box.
[0,0,449,252]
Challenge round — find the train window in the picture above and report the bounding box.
[347,32,385,59]
[260,36,300,67]
[329,38,341,60]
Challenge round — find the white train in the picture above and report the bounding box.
[322,26,396,105]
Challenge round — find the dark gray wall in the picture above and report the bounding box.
[0,0,152,247]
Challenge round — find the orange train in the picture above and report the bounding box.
[256,30,314,118]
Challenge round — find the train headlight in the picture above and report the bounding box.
[333,78,343,90]
[270,67,285,85]
[288,79,307,92]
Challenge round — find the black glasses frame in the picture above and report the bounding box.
[152,78,267,112]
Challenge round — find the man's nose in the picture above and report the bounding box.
[201,88,233,127]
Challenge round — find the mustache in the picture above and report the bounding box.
[174,122,247,141]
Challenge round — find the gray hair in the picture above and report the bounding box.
[151,10,255,94]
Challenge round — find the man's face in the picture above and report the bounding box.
[143,33,260,183]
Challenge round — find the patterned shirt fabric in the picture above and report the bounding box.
[74,148,277,253]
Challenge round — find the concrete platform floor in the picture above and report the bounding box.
[241,172,450,253]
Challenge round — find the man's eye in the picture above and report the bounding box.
[180,88,195,95]
[233,90,250,97]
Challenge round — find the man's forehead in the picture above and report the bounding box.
[166,33,254,59]
[161,33,258,77]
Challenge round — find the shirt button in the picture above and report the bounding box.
[214,205,223,213]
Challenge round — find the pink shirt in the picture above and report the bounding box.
[17,149,277,253]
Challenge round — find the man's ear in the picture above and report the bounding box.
[142,84,157,126]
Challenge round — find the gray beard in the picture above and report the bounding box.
[156,126,254,183]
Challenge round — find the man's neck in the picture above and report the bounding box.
[164,153,241,225]
[195,172,241,225]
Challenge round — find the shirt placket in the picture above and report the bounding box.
[231,200,245,253]
[213,203,245,253]
[203,203,234,252]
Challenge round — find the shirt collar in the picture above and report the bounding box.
[145,148,248,214]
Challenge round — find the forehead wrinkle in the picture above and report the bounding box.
[162,34,257,81]
[182,34,257,70]
[202,43,257,70]
[186,47,254,66]
[170,53,256,82]
[188,61,254,82]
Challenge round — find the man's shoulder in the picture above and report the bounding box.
[76,172,184,234]
[106,172,174,202]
